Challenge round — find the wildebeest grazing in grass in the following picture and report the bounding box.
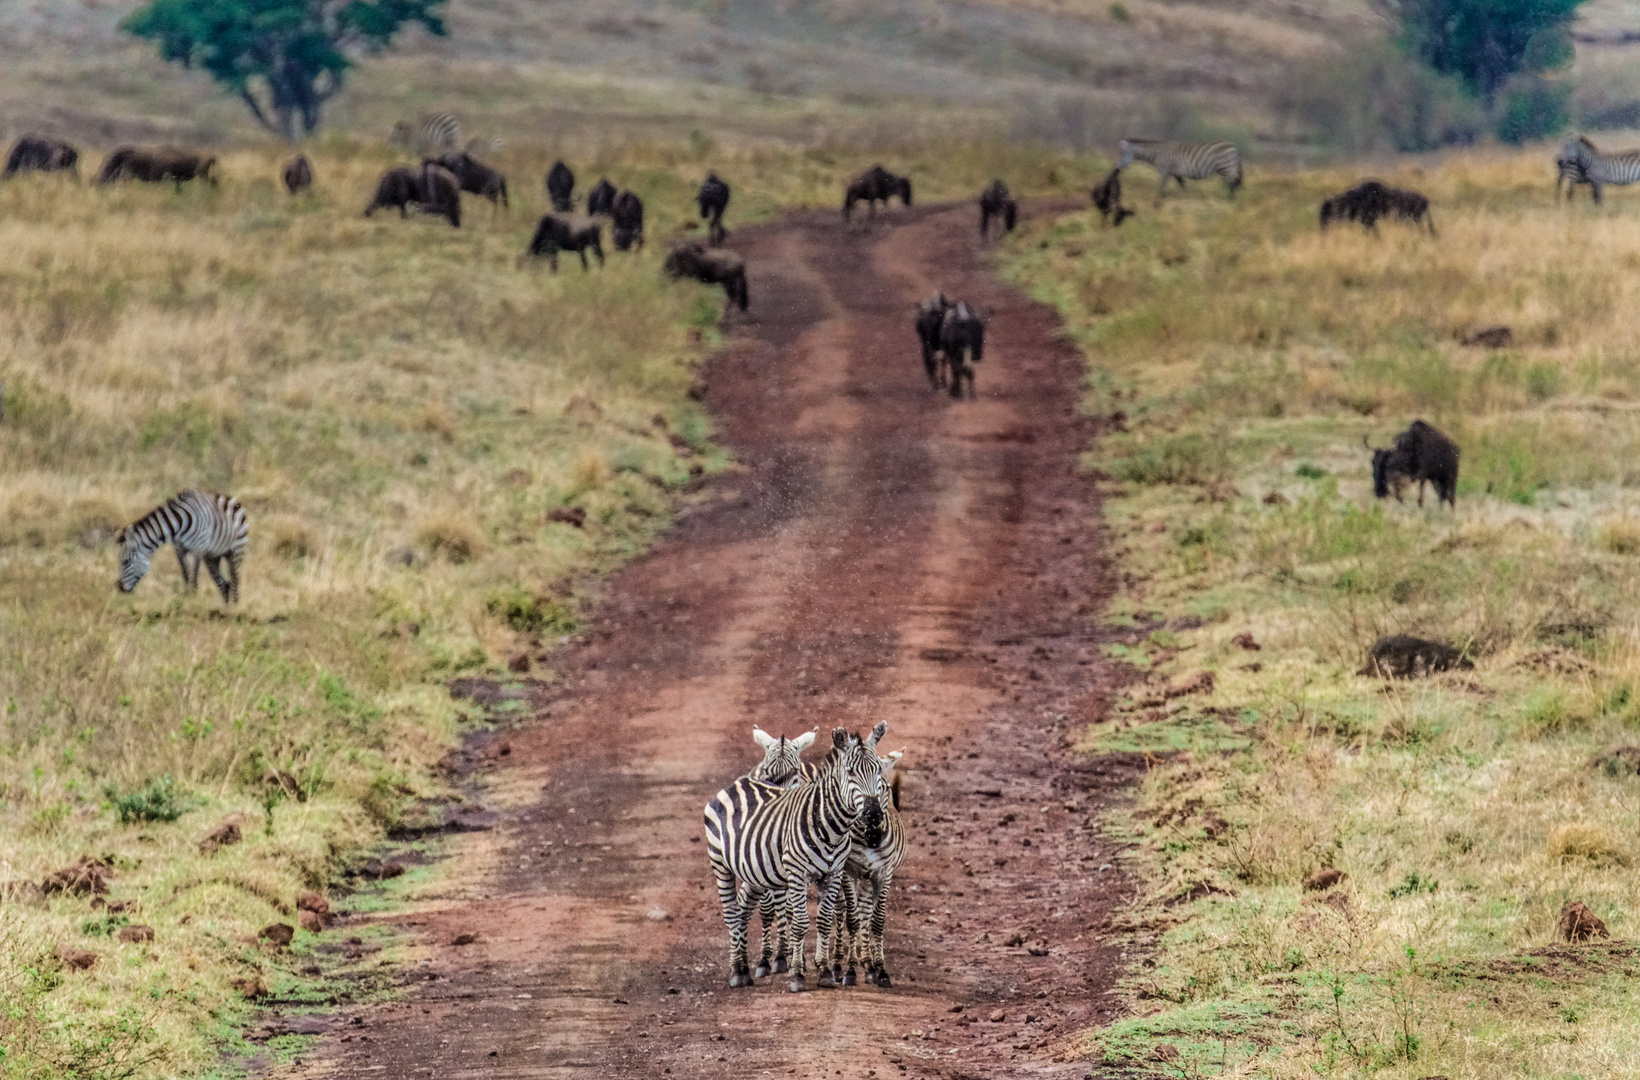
[843,165,912,222]
[432,152,507,208]
[940,302,987,400]
[1090,168,1134,226]
[4,135,79,180]
[664,242,748,312]
[281,154,313,194]
[978,180,1017,239]
[363,163,461,227]
[586,178,617,216]
[525,213,604,271]
[1366,420,1459,509]
[915,292,952,390]
[611,190,645,252]
[1320,180,1436,236]
[546,161,576,212]
[698,172,731,245]
[94,146,218,189]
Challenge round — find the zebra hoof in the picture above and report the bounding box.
[875,971,893,989]
[771,957,789,975]
[818,970,836,989]
[788,975,807,994]
[730,969,753,988]
[842,969,858,987]
[753,964,771,979]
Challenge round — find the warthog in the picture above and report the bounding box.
[915,291,952,390]
[1320,180,1436,236]
[281,154,312,194]
[843,164,912,222]
[4,135,79,180]
[1365,419,1459,509]
[1090,168,1134,226]
[585,177,616,216]
[363,163,461,227]
[940,301,987,400]
[525,213,604,271]
[978,180,1017,239]
[431,152,507,207]
[611,190,645,251]
[698,172,731,244]
[664,242,748,312]
[545,160,575,212]
[94,146,218,189]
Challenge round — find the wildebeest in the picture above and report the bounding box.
[1320,180,1436,236]
[940,302,986,400]
[3,135,79,180]
[525,213,604,271]
[363,163,461,227]
[698,172,731,245]
[915,292,952,390]
[978,180,1017,239]
[94,146,218,189]
[431,152,507,208]
[843,165,912,222]
[1090,168,1135,226]
[585,178,617,216]
[281,154,312,195]
[611,190,645,252]
[545,161,575,212]
[1365,420,1459,509]
[664,242,748,312]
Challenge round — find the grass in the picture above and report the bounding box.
[1002,147,1640,1076]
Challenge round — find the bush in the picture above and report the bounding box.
[110,775,187,824]
[484,587,577,635]
[1494,78,1571,144]
[1278,40,1483,153]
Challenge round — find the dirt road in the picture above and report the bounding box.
[280,201,1135,1080]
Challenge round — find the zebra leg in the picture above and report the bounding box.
[784,884,810,993]
[203,555,231,604]
[869,870,895,987]
[227,551,242,603]
[754,890,780,978]
[174,545,198,591]
[814,872,842,989]
[716,872,754,987]
[839,877,862,986]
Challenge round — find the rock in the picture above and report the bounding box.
[116,924,155,944]
[261,1015,333,1037]
[297,891,330,916]
[41,856,112,896]
[507,653,532,674]
[948,1004,965,1013]
[1004,932,1026,947]
[199,816,243,854]
[298,910,325,933]
[1304,868,1347,892]
[452,932,479,946]
[1361,635,1471,679]
[1262,491,1290,506]
[1458,326,1512,348]
[231,974,270,1000]
[56,945,97,971]
[989,1010,1007,1023]
[646,907,671,922]
[1558,901,1609,943]
[259,923,295,947]
[546,506,586,528]
[1231,632,1261,651]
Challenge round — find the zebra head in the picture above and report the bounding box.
[114,525,151,593]
[749,726,817,786]
[826,723,890,823]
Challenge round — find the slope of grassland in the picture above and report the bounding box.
[1004,149,1640,1076]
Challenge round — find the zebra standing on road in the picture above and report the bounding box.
[389,112,461,156]
[705,724,890,992]
[116,489,249,603]
[747,726,818,978]
[833,747,906,988]
[1557,135,1640,204]
[1116,139,1242,201]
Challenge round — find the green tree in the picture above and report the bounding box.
[121,0,446,139]
[1381,0,1585,102]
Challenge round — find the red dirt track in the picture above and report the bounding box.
[281,201,1136,1080]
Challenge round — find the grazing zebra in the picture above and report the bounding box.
[1558,135,1640,204]
[1556,153,1589,200]
[1116,139,1242,202]
[389,112,461,156]
[705,724,890,992]
[832,748,905,987]
[116,489,248,603]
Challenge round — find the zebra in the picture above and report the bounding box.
[1116,139,1242,202]
[116,489,248,603]
[1558,135,1640,204]
[745,727,820,978]
[832,747,906,988]
[704,723,890,991]
[389,113,461,156]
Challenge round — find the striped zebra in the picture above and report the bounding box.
[389,112,461,156]
[704,723,890,992]
[1558,135,1640,204]
[746,728,820,979]
[1116,139,1242,202]
[832,748,906,988]
[116,489,248,603]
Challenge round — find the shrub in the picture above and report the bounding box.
[1548,822,1629,866]
[417,515,485,563]
[110,775,187,824]
[268,517,322,560]
[1598,519,1640,556]
[484,587,577,636]
[1494,78,1571,144]
[1277,40,1482,153]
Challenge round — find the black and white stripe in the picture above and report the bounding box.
[747,727,819,978]
[704,723,889,991]
[116,489,248,603]
[1558,135,1640,204]
[390,113,461,156]
[832,749,906,988]
[1116,139,1242,201]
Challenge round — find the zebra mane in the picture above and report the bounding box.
[1578,135,1598,151]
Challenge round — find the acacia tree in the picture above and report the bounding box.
[121,0,446,139]
[1379,0,1585,102]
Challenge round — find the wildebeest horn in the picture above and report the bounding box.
[1361,434,1374,450]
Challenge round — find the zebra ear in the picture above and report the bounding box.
[792,730,817,752]
[752,727,776,750]
[883,749,904,766]
[867,720,888,750]
[831,727,849,750]
[114,526,127,544]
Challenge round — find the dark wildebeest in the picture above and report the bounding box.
[431,152,507,208]
[940,302,986,400]
[281,154,313,195]
[545,161,575,212]
[698,172,731,245]
[978,180,1017,239]
[363,163,461,227]
[94,146,218,189]
[1320,180,1436,236]
[525,213,604,271]
[3,135,79,180]
[585,178,617,216]
[1365,420,1459,509]
[843,165,912,222]
[1090,168,1135,226]
[664,242,748,312]
[915,291,952,390]
[611,190,645,252]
